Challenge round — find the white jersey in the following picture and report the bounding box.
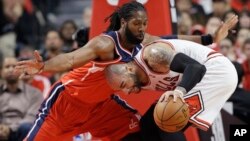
[134,39,237,131]
[134,39,220,91]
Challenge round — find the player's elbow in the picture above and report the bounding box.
[192,64,206,82]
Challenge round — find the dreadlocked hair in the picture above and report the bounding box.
[105,1,146,32]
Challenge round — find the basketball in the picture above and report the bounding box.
[153,96,190,133]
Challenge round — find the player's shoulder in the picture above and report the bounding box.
[142,33,161,45]
[90,35,115,52]
[145,39,176,51]
[166,39,200,45]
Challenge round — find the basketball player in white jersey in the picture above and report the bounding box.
[105,39,238,132]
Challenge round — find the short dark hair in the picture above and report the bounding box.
[105,1,146,32]
[59,20,77,38]
[45,29,63,40]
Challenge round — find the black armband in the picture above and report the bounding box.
[201,34,213,45]
[160,35,178,39]
[170,53,207,92]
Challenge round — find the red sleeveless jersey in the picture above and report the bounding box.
[60,62,118,104]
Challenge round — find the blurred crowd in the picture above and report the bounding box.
[0,0,249,140]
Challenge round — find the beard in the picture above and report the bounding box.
[125,25,143,45]
[130,73,142,93]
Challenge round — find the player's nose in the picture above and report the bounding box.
[122,88,131,95]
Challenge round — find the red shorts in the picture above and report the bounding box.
[25,82,140,141]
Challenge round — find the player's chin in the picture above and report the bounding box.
[137,37,144,42]
[133,87,141,94]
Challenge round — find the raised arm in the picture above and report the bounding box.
[15,35,114,78]
[178,14,238,44]
[144,15,238,45]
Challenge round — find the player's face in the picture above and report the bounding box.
[119,73,142,94]
[107,66,142,94]
[125,10,148,44]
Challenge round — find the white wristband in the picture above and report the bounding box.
[174,86,187,96]
[174,89,184,97]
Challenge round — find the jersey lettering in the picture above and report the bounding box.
[155,76,179,91]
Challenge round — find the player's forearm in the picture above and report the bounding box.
[160,35,199,42]
[43,54,74,73]
[177,64,206,92]
[177,35,201,44]
[160,34,214,46]
[177,34,213,45]
[170,53,206,93]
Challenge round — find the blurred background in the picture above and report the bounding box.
[0,0,249,141]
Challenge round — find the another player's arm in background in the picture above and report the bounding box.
[15,36,114,77]
[144,14,238,45]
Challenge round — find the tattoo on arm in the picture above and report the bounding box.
[65,54,74,70]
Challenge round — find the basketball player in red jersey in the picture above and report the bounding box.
[14,1,238,141]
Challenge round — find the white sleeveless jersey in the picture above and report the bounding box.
[134,39,221,91]
[134,39,237,131]
[134,56,182,91]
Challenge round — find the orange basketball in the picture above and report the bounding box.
[153,96,190,133]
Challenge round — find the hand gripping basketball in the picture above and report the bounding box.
[159,89,185,103]
[154,96,190,133]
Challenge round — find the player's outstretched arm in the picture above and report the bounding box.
[178,15,238,44]
[14,36,114,78]
[213,14,238,43]
[146,15,238,45]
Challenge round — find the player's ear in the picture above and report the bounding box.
[126,65,134,73]
[120,18,126,28]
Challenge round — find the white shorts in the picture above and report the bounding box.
[184,55,237,131]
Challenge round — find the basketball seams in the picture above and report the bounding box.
[160,106,189,126]
[160,100,170,127]
[161,102,185,122]
[154,97,190,132]
[157,98,185,122]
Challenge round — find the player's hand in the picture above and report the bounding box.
[14,50,44,79]
[159,90,185,103]
[0,124,10,140]
[213,14,238,43]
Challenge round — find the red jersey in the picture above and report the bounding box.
[25,31,143,141]
[60,31,143,104]
[60,62,117,104]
